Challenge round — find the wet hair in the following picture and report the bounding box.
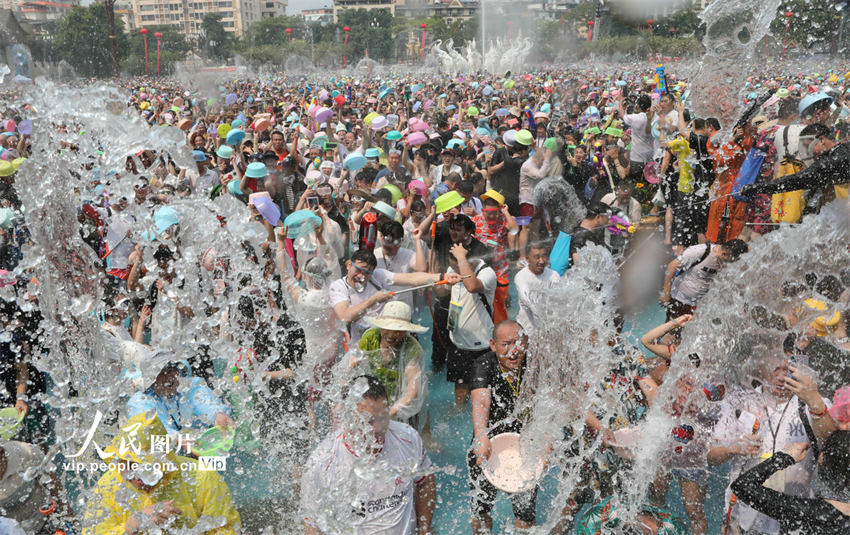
[492,319,522,340]
[344,375,388,402]
[356,166,378,185]
[380,220,404,240]
[525,240,551,255]
[373,188,392,204]
[449,213,475,232]
[457,181,474,195]
[350,248,377,269]
[302,256,332,287]
[801,123,833,140]
[445,172,462,185]
[720,239,749,261]
[410,199,426,212]
[779,98,800,119]
[706,117,721,131]
[586,201,612,218]
[693,118,706,131]
[636,94,652,112]
[470,172,485,184]
[819,430,850,492]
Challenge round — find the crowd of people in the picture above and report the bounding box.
[0,64,847,535]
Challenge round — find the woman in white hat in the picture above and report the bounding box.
[351,301,429,427]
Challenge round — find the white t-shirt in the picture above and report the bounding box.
[600,192,642,225]
[448,260,496,350]
[329,268,394,342]
[711,392,824,535]
[623,112,654,163]
[374,247,417,309]
[773,124,813,167]
[300,420,432,535]
[429,164,462,186]
[670,244,720,306]
[514,267,560,331]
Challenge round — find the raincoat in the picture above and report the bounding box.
[355,328,426,422]
[127,376,231,436]
[83,412,241,534]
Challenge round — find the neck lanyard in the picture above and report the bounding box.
[501,366,522,397]
[764,396,794,455]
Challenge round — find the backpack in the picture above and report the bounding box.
[731,147,767,202]
[770,127,805,223]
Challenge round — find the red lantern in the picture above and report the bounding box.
[140,28,149,75]
[420,23,427,61]
[154,32,162,77]
[587,20,594,42]
[285,27,292,42]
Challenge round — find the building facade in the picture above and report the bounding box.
[302,7,333,23]
[131,0,265,37]
[332,0,395,23]
[261,0,286,18]
[0,0,79,31]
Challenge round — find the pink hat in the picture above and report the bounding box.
[408,179,427,196]
[829,386,850,424]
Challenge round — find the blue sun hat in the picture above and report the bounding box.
[799,92,834,114]
[365,147,380,159]
[540,102,551,114]
[245,162,268,178]
[227,179,242,196]
[446,138,465,150]
[231,118,245,128]
[192,150,207,162]
[283,209,322,239]
[344,152,367,171]
[386,130,402,141]
[143,206,179,241]
[225,128,246,146]
[216,145,234,159]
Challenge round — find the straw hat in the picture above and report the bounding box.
[366,301,428,333]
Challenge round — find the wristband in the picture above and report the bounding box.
[809,406,828,418]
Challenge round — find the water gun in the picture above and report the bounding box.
[524,105,536,131]
[591,143,604,171]
[606,213,635,235]
[655,64,667,96]
[347,82,352,103]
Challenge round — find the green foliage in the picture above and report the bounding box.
[337,8,394,61]
[769,0,847,53]
[243,15,307,46]
[125,25,189,75]
[202,13,234,60]
[583,33,704,57]
[54,4,128,77]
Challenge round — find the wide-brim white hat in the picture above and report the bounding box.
[366,301,428,333]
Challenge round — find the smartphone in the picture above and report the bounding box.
[307,196,320,210]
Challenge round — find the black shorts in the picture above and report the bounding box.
[447,346,489,384]
[467,447,538,523]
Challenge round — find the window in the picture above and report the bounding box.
[141,14,155,21]
[223,20,234,27]
[139,4,155,11]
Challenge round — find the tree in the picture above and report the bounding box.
[202,13,234,60]
[126,25,189,75]
[54,4,128,78]
[769,0,847,54]
[243,15,307,47]
[337,8,394,61]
